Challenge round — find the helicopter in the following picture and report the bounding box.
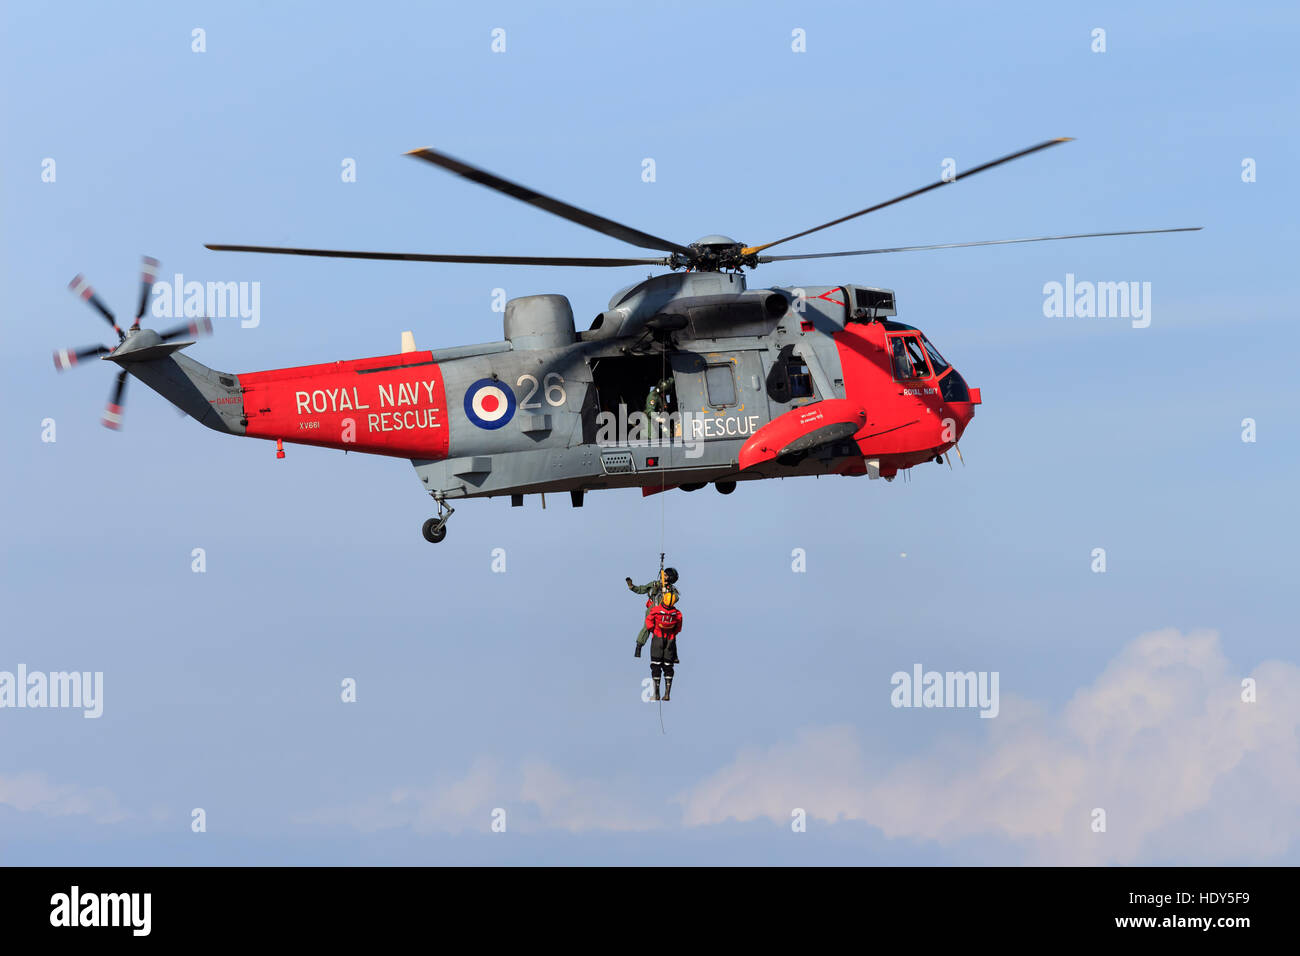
[54,138,1199,542]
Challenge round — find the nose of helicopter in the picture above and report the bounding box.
[943,374,981,439]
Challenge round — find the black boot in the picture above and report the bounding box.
[663,678,672,701]
[634,643,642,658]
[652,678,661,701]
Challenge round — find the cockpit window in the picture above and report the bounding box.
[891,335,930,380]
[920,335,950,374]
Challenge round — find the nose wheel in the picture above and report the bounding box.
[421,499,455,543]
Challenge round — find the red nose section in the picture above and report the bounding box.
[738,399,867,471]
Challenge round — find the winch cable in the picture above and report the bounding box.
[660,341,668,553]
[657,341,668,735]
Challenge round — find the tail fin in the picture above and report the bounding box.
[123,351,245,435]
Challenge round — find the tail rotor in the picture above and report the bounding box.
[52,344,112,371]
[103,369,128,430]
[131,255,160,331]
[54,256,211,430]
[68,273,124,341]
[157,316,213,342]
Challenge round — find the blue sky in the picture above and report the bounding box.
[2,0,1297,864]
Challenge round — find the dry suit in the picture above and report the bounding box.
[646,600,683,700]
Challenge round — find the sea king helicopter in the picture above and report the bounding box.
[54,138,1198,541]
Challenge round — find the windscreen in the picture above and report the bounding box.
[920,335,950,374]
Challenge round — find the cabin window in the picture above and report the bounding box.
[766,344,817,403]
[705,363,737,407]
[788,360,814,398]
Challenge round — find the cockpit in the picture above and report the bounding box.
[888,331,949,380]
[884,323,971,401]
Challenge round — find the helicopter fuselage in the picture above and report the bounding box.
[137,272,980,507]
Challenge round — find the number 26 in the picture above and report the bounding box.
[517,372,566,409]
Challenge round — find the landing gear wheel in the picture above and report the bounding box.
[680,482,705,492]
[715,480,736,495]
[422,498,455,543]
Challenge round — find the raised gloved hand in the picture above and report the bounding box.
[625,576,634,589]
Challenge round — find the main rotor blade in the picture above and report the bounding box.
[134,255,160,325]
[757,227,1203,262]
[68,274,123,339]
[405,147,693,256]
[103,369,128,430]
[744,138,1074,256]
[205,244,671,267]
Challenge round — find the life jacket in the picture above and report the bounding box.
[645,584,679,609]
[645,605,683,640]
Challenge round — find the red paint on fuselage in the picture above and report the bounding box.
[239,351,450,460]
[738,399,867,471]
[831,322,976,473]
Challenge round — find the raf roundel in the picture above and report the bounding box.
[464,378,516,429]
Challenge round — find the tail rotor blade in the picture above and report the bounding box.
[52,344,111,372]
[69,274,124,340]
[102,369,128,430]
[158,316,213,342]
[133,256,160,327]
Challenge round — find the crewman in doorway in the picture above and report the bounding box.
[627,567,678,657]
[645,589,683,701]
[644,378,674,441]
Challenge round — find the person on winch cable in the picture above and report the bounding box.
[627,567,679,657]
[645,588,683,701]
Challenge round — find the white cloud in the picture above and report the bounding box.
[299,756,655,835]
[299,757,505,834]
[304,630,1300,863]
[0,771,127,824]
[518,760,655,833]
[677,629,1300,863]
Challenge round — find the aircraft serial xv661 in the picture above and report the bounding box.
[55,138,1198,542]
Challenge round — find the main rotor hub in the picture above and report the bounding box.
[677,234,751,272]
